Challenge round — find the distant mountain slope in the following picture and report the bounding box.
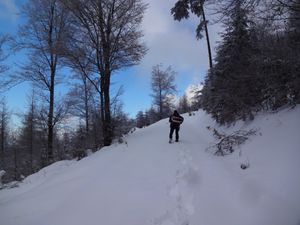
[0,108,300,225]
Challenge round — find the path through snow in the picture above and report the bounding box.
[1,109,300,225]
[151,142,201,225]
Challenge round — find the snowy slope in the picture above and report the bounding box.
[0,108,300,225]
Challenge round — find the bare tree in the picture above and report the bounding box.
[16,88,46,174]
[0,97,9,167]
[23,91,36,173]
[111,100,134,142]
[178,94,190,114]
[136,111,146,128]
[256,0,300,20]
[0,35,9,75]
[0,35,12,91]
[61,0,148,146]
[13,0,71,163]
[150,64,177,119]
[63,34,100,143]
[66,74,95,144]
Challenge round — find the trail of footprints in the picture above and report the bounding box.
[151,145,201,225]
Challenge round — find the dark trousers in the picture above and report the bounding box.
[169,126,179,141]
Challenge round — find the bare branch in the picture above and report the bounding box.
[206,127,257,156]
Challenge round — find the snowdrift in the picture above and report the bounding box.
[0,107,300,225]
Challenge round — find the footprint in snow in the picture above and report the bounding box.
[150,143,201,225]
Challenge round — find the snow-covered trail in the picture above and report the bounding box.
[150,114,255,225]
[0,112,208,225]
[1,108,300,225]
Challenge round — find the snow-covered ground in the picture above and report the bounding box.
[1,107,300,225]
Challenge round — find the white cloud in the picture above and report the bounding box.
[0,0,18,22]
[137,0,221,81]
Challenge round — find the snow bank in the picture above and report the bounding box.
[0,107,299,225]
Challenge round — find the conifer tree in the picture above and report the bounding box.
[287,0,300,103]
[202,0,257,123]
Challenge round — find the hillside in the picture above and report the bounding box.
[0,108,300,225]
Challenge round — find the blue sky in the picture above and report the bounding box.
[0,0,221,120]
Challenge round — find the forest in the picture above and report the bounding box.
[0,0,299,184]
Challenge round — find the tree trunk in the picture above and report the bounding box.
[47,3,55,164]
[1,118,4,155]
[13,144,18,180]
[0,118,4,167]
[83,77,89,147]
[47,71,55,163]
[201,5,213,69]
[29,112,34,173]
[100,75,105,142]
[159,84,163,119]
[102,73,112,146]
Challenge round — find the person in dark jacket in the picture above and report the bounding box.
[169,110,184,143]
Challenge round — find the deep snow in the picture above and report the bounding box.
[0,108,300,225]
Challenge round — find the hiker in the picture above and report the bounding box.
[169,110,184,143]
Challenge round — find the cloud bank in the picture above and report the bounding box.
[137,0,221,82]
